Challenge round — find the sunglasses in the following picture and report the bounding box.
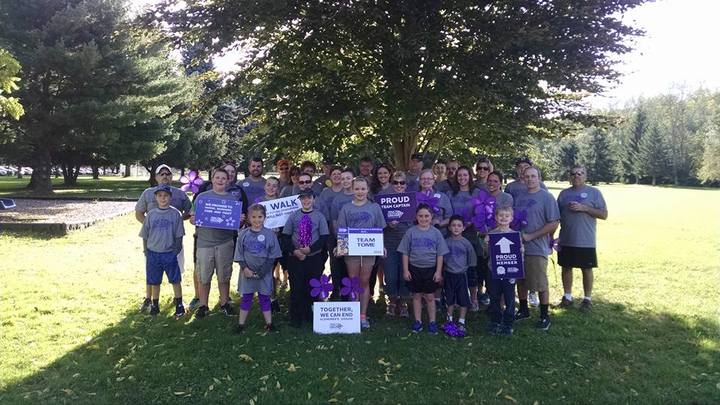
[298,180,313,185]
[392,180,406,185]
[570,172,584,176]
[477,166,490,171]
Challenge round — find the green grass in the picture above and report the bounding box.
[0,176,152,199]
[0,184,718,404]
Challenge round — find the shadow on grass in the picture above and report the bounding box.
[1,297,718,404]
[0,228,67,240]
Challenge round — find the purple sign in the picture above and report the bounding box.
[194,196,243,230]
[488,231,525,279]
[377,192,417,222]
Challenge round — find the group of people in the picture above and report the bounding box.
[134,153,607,336]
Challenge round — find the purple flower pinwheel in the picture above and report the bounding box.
[310,274,333,300]
[511,209,528,231]
[179,170,204,194]
[416,191,441,214]
[340,276,364,301]
[443,322,466,338]
[468,189,497,233]
[549,237,560,253]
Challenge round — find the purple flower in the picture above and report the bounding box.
[179,170,204,194]
[511,209,528,231]
[340,277,364,300]
[468,189,496,233]
[309,274,333,300]
[416,191,441,214]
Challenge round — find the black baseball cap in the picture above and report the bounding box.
[298,189,315,198]
[411,153,424,161]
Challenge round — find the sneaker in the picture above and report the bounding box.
[529,291,540,307]
[149,304,160,316]
[361,319,370,329]
[514,310,531,321]
[479,293,490,306]
[174,304,186,319]
[264,323,278,333]
[195,305,209,319]
[187,297,200,311]
[470,301,480,312]
[399,305,410,318]
[535,317,551,331]
[234,324,245,334]
[411,320,423,333]
[139,298,152,313]
[271,300,280,313]
[580,299,592,312]
[220,302,235,316]
[500,324,514,336]
[427,321,439,335]
[485,322,501,335]
[386,303,396,316]
[557,296,573,308]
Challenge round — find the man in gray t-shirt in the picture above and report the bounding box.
[240,157,267,204]
[512,166,559,329]
[556,165,608,311]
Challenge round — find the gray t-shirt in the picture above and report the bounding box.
[234,227,282,295]
[282,209,330,255]
[139,207,185,252]
[435,180,452,194]
[397,225,450,268]
[444,236,477,274]
[317,187,344,221]
[557,185,606,248]
[513,189,560,257]
[280,185,300,198]
[446,189,481,222]
[192,190,240,248]
[135,185,191,215]
[311,175,328,196]
[492,191,514,210]
[337,201,387,230]
[406,171,420,192]
[504,180,548,200]
[239,176,266,205]
[418,190,453,224]
[329,191,355,223]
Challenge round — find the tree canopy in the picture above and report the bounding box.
[0,48,23,120]
[151,0,647,168]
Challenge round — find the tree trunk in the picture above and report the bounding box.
[91,165,100,180]
[392,128,420,171]
[124,164,131,177]
[146,165,157,186]
[16,165,22,179]
[61,164,80,186]
[651,176,656,186]
[28,149,53,194]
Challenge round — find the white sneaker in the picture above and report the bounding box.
[529,291,540,307]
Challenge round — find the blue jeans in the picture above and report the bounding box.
[487,277,516,326]
[383,250,409,298]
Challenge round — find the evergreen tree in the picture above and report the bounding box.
[637,125,671,185]
[581,128,617,185]
[553,139,580,180]
[623,105,648,183]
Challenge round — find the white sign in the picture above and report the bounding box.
[338,228,384,256]
[313,301,361,334]
[258,195,301,228]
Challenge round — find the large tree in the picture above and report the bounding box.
[0,48,23,120]
[0,0,200,191]
[150,0,646,169]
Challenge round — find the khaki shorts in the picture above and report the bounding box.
[195,240,234,284]
[524,255,549,292]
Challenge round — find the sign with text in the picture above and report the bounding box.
[377,192,417,222]
[488,231,525,279]
[337,228,384,256]
[258,195,301,229]
[313,301,361,334]
[194,196,242,230]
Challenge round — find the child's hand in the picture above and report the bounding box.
[383,248,387,258]
[403,270,412,281]
[433,272,443,283]
[189,215,195,225]
[243,268,255,278]
[300,246,310,255]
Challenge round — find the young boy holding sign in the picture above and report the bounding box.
[484,206,521,336]
[398,204,449,335]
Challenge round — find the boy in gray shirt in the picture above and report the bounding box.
[139,185,186,318]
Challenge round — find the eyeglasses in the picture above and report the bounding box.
[570,172,584,177]
[392,181,406,185]
[477,166,490,171]
[298,180,313,185]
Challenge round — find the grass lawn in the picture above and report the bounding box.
[0,183,718,404]
[0,176,153,199]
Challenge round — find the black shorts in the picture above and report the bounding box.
[558,246,598,269]
[443,271,471,307]
[408,264,439,294]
